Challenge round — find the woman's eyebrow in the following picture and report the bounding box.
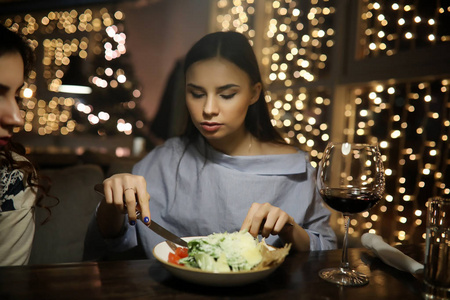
[0,83,10,92]
[0,83,25,94]
[186,83,203,90]
[217,84,239,92]
[186,83,239,92]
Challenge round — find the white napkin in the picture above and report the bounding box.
[361,233,424,274]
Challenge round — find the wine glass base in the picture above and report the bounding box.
[319,267,369,286]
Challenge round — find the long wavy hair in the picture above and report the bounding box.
[181,31,286,145]
[169,32,289,206]
[0,25,57,222]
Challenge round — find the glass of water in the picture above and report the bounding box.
[423,197,450,300]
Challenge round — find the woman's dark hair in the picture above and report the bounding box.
[182,31,285,144]
[0,25,35,77]
[0,24,57,222]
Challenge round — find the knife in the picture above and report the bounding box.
[94,183,188,248]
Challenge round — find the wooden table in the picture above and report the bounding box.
[0,245,425,299]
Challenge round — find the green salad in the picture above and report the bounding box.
[179,231,263,273]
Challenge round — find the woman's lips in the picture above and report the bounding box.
[200,122,222,132]
[0,137,10,147]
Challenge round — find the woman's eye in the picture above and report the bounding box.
[221,93,236,100]
[190,91,204,99]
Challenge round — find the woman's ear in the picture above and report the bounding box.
[250,82,262,105]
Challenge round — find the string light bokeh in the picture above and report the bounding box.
[2,7,144,141]
[214,0,334,164]
[349,79,449,244]
[359,0,450,57]
[262,0,335,85]
[214,0,450,245]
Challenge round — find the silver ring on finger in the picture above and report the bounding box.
[124,187,135,193]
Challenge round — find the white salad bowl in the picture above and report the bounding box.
[152,236,282,287]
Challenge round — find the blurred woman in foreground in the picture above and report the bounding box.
[0,24,48,265]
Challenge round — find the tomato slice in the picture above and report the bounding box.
[175,247,188,258]
[168,252,181,265]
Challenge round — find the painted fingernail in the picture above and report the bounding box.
[144,217,149,223]
[130,220,136,226]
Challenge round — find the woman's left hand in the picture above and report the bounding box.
[240,202,295,238]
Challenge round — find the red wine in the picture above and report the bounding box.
[320,188,380,214]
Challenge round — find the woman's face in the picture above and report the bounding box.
[0,52,25,147]
[185,57,261,148]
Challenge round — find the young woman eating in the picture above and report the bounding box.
[84,31,336,260]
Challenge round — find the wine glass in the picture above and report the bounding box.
[317,142,385,286]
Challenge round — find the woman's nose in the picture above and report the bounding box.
[1,100,24,128]
[203,95,219,116]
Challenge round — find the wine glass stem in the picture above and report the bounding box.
[340,214,350,270]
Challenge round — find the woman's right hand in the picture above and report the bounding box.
[101,173,151,226]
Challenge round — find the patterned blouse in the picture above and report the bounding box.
[0,152,37,266]
[1,166,25,211]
